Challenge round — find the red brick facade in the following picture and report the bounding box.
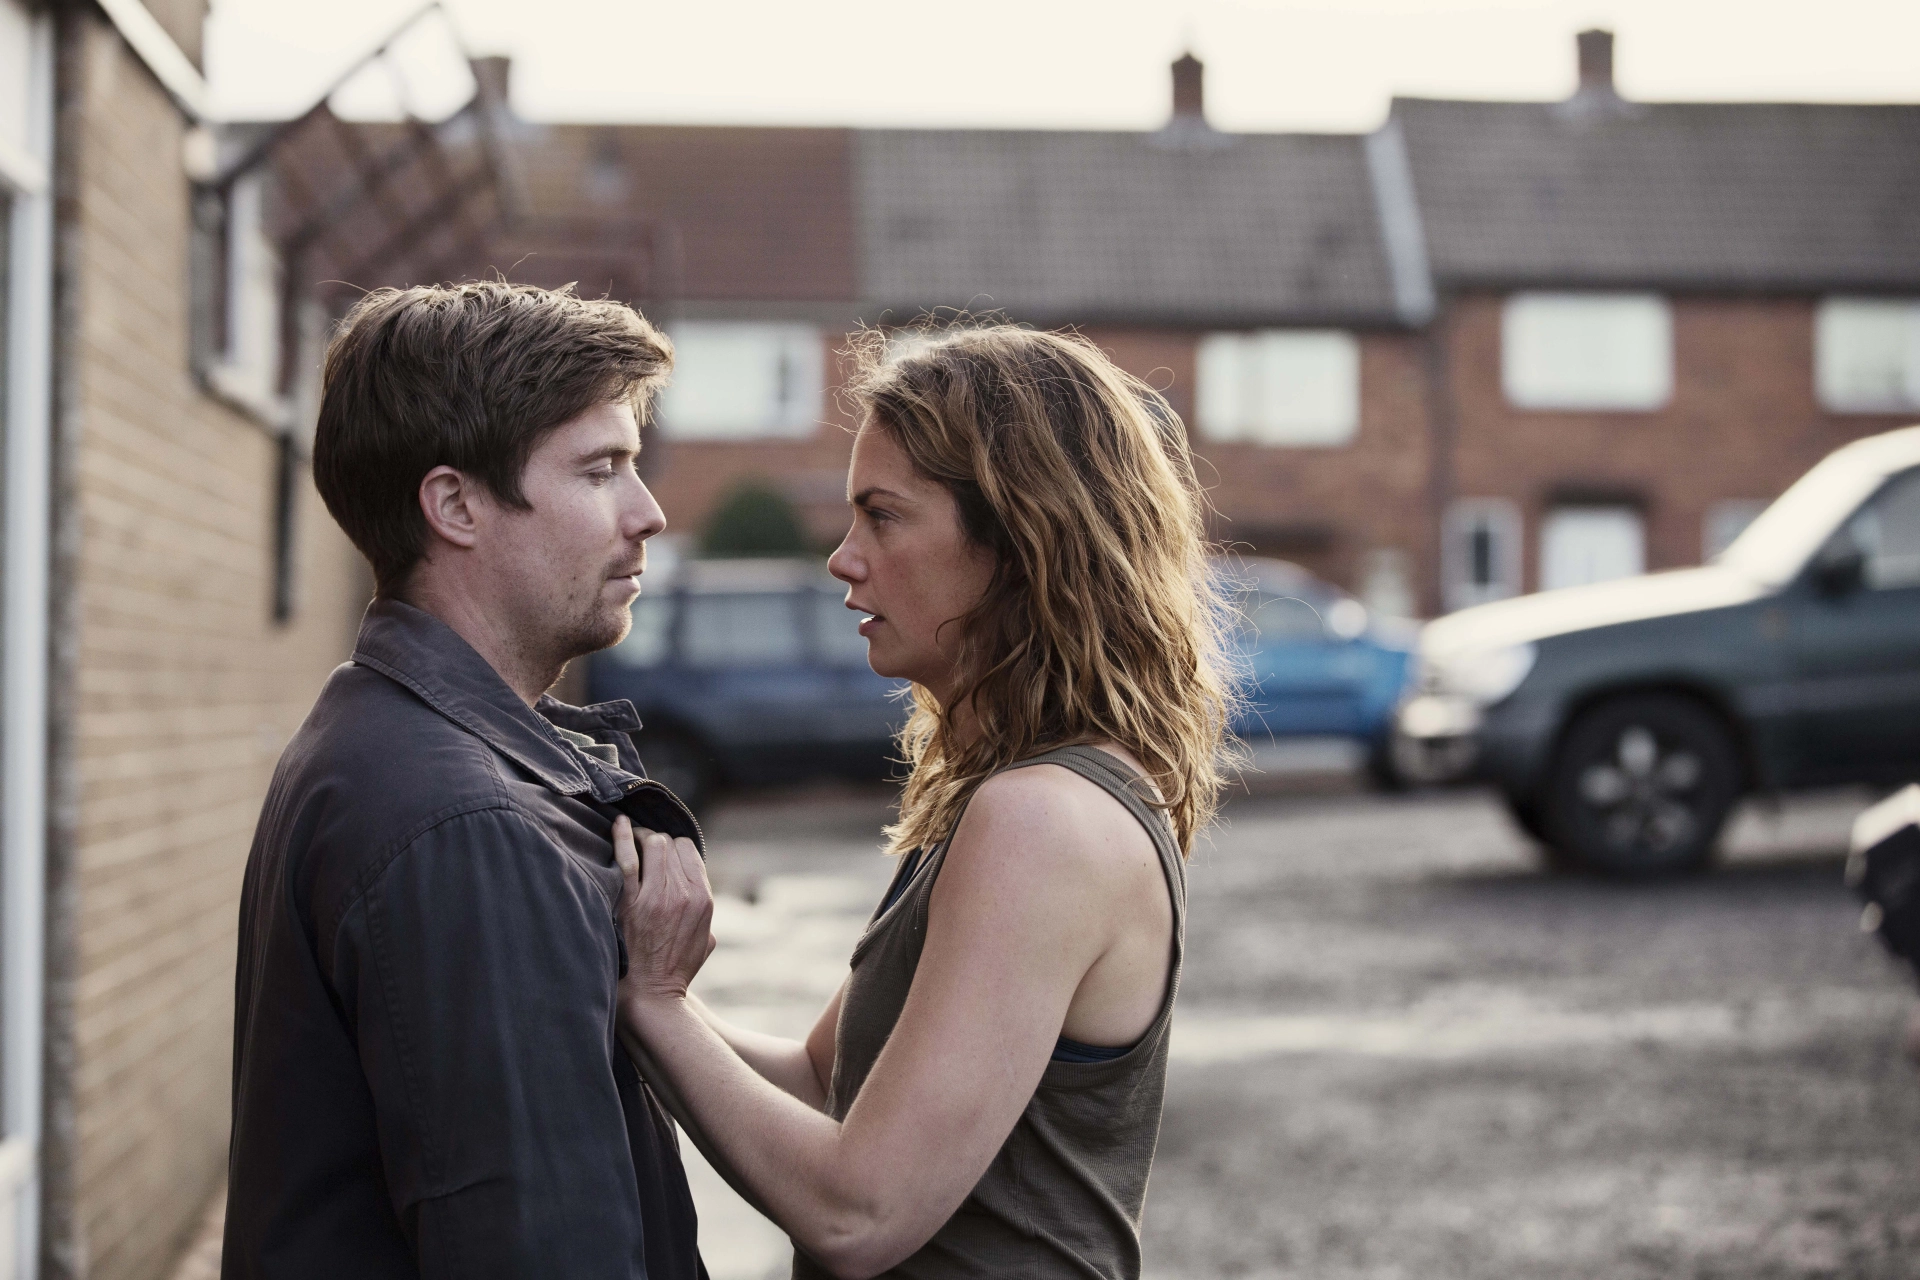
[1441,292,1913,598]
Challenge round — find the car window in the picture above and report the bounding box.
[810,586,871,666]
[1849,467,1920,590]
[682,592,805,667]
[607,593,674,667]
[1244,593,1330,643]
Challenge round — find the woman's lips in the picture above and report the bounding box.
[857,614,883,637]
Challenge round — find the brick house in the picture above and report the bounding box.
[478,32,1920,620]
[3,2,369,1278]
[1397,31,1920,611]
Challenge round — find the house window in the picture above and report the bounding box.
[1196,330,1359,446]
[1501,292,1672,411]
[1814,298,1920,413]
[1442,499,1522,611]
[205,172,286,418]
[1540,505,1644,591]
[658,322,824,440]
[1703,499,1767,562]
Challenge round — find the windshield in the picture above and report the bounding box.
[1717,448,1904,587]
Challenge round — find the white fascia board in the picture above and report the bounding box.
[93,0,209,121]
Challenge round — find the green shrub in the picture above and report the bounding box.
[700,481,810,558]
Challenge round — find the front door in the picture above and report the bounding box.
[1790,466,1920,784]
[1540,505,1645,591]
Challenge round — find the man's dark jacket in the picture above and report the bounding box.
[224,599,707,1279]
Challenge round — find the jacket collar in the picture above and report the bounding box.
[351,598,643,803]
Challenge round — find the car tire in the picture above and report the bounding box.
[1364,735,1409,792]
[1541,694,1743,877]
[636,727,719,813]
[1502,790,1586,874]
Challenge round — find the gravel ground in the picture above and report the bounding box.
[1148,785,1920,1280]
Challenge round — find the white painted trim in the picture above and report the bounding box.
[1363,117,1436,327]
[93,0,209,121]
[0,133,42,199]
[1,11,53,1278]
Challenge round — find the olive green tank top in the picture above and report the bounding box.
[792,744,1187,1280]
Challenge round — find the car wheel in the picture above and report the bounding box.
[1542,695,1742,877]
[636,728,718,813]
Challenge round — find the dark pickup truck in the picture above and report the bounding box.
[1395,426,1920,876]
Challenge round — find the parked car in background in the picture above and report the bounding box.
[1395,425,1920,876]
[592,554,1419,810]
[588,558,906,810]
[1225,559,1419,785]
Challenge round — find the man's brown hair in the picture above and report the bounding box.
[314,281,673,596]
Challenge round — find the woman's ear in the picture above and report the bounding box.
[418,465,482,550]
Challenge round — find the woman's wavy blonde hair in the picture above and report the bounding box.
[850,323,1237,858]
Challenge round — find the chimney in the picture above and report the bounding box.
[1557,28,1636,122]
[470,55,512,108]
[1576,29,1613,93]
[1171,52,1204,123]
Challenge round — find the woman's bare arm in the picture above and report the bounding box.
[616,767,1144,1280]
[680,985,843,1110]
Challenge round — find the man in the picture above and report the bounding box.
[224,282,706,1279]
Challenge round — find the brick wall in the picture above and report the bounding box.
[1443,291,1915,593]
[65,16,364,1280]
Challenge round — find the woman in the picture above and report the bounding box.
[614,325,1235,1279]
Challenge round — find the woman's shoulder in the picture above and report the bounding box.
[955,747,1159,874]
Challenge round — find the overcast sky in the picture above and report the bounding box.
[205,0,1920,133]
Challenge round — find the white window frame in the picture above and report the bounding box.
[1443,498,1523,611]
[1814,297,1920,414]
[0,2,53,1271]
[1196,329,1360,447]
[203,170,290,426]
[657,322,825,441]
[1501,292,1673,411]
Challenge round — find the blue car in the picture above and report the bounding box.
[1223,558,1419,783]
[588,556,1417,809]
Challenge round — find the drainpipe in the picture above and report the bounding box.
[1419,297,1459,618]
[39,5,84,1277]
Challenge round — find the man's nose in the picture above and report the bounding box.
[626,477,668,541]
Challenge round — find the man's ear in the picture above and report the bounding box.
[418,465,483,550]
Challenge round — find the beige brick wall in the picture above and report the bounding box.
[66,16,365,1280]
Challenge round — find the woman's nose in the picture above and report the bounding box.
[827,534,863,583]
